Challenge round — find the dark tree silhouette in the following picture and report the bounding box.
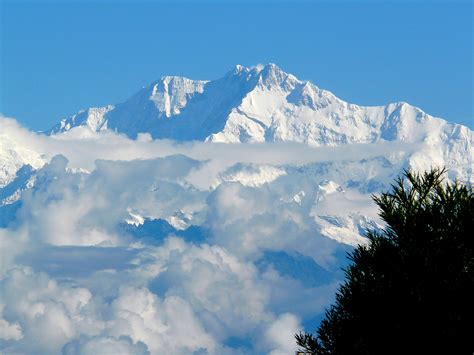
[296,168,473,354]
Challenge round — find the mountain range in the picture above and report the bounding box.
[51,64,471,144]
[46,63,473,186]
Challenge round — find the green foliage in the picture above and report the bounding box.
[296,168,474,354]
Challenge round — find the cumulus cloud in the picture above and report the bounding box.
[145,238,270,339]
[109,286,215,354]
[264,313,302,355]
[0,305,23,341]
[0,267,95,354]
[0,116,429,353]
[63,336,150,355]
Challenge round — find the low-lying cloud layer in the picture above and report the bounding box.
[0,116,458,354]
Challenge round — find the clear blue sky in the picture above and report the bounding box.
[1,0,472,130]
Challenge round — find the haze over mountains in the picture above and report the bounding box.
[0,64,472,354]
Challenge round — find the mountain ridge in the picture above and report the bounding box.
[49,63,472,148]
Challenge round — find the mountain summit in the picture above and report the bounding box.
[50,64,472,150]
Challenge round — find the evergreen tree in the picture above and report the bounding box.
[296,168,474,354]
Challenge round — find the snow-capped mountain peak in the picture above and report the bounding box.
[47,64,472,182]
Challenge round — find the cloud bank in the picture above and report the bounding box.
[0,116,443,353]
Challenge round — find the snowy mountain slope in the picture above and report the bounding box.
[0,164,36,206]
[52,105,115,133]
[0,119,45,187]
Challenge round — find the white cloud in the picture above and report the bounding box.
[63,335,150,355]
[109,287,216,354]
[0,116,431,353]
[265,313,302,355]
[0,267,96,354]
[0,305,23,341]
[146,238,271,339]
